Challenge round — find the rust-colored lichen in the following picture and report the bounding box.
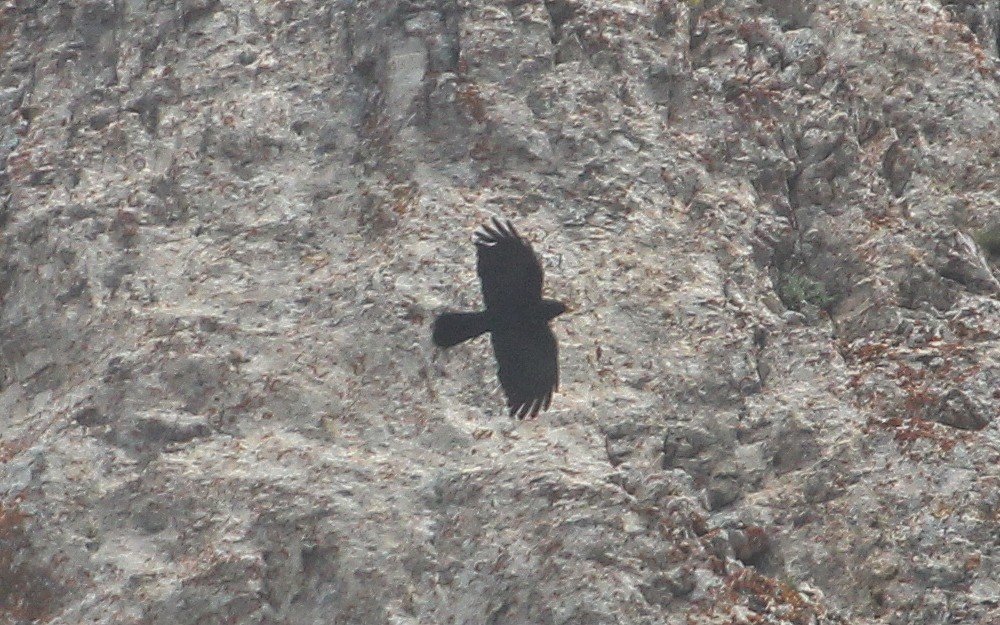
[726,568,821,625]
[0,500,63,622]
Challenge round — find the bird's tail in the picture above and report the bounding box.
[432,311,489,347]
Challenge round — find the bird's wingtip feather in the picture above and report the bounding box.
[475,216,522,246]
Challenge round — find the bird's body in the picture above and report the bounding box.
[433,218,566,419]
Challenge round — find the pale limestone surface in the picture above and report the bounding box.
[4,1,1000,624]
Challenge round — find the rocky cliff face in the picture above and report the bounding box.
[4,0,1000,623]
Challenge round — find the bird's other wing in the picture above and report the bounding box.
[474,217,544,314]
[490,322,559,419]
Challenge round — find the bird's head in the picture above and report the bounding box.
[541,298,568,321]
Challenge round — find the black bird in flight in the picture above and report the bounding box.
[433,217,567,419]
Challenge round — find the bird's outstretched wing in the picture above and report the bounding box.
[490,323,559,419]
[474,217,544,315]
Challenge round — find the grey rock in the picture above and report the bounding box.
[5,0,1000,623]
